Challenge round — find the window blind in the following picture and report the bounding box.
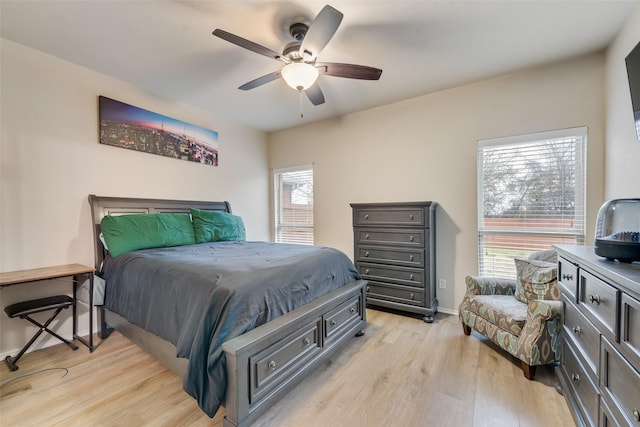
[273,166,314,245]
[477,127,587,278]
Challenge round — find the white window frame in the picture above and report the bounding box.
[273,165,314,245]
[477,127,587,278]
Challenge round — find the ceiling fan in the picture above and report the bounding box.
[212,4,382,107]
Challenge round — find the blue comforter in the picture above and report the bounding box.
[102,241,360,417]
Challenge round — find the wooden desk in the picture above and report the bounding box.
[0,263,96,351]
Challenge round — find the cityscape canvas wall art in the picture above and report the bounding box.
[99,96,219,166]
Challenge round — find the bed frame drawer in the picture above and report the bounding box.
[223,280,367,427]
[250,319,323,403]
[354,227,425,247]
[324,294,364,345]
[357,263,424,288]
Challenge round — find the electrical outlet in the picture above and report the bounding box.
[438,278,446,289]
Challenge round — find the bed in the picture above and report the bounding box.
[88,195,367,427]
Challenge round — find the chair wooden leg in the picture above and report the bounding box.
[461,323,471,336]
[521,361,536,380]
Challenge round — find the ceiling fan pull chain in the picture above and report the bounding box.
[299,90,304,118]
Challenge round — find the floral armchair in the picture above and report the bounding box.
[458,250,562,379]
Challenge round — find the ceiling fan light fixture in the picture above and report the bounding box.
[281,62,319,91]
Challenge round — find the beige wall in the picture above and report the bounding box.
[605,4,640,198]
[0,39,270,356]
[4,21,630,355]
[268,53,606,313]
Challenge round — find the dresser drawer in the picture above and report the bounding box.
[563,294,600,378]
[601,337,640,426]
[620,293,640,371]
[367,281,425,306]
[353,206,426,227]
[358,263,424,288]
[324,294,364,345]
[356,245,424,268]
[559,256,579,302]
[354,227,425,247]
[600,395,627,427]
[250,318,322,402]
[561,338,600,427]
[579,270,619,341]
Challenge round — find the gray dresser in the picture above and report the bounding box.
[555,245,640,427]
[350,202,437,322]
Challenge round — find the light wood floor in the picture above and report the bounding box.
[0,309,575,426]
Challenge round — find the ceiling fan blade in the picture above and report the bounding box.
[238,71,281,91]
[316,62,382,80]
[213,29,282,61]
[299,5,343,60]
[305,83,325,106]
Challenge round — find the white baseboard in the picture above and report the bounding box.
[437,306,458,316]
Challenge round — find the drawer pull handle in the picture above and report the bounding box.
[571,373,580,383]
[572,326,582,335]
[364,251,370,257]
[365,268,370,274]
[366,286,370,292]
[409,274,414,280]
[409,255,414,261]
[268,360,276,370]
[330,320,337,326]
[364,214,369,220]
[410,293,414,300]
[364,234,370,239]
[633,408,640,422]
[562,273,574,281]
[303,337,310,346]
[588,294,601,305]
[409,235,414,242]
[350,307,356,313]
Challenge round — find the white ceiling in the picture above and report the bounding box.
[1,1,638,132]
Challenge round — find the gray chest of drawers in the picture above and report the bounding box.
[555,245,640,427]
[350,202,437,322]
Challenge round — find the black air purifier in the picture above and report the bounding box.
[594,198,640,263]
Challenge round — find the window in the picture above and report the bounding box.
[477,127,587,278]
[273,165,314,245]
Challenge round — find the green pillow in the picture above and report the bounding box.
[100,213,196,257]
[190,208,246,243]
